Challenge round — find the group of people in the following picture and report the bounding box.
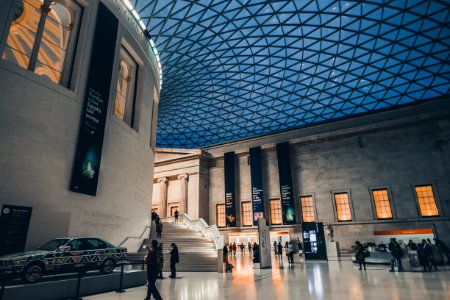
[144,239,179,300]
[354,237,450,272]
[223,242,259,271]
[273,239,303,264]
[226,241,253,256]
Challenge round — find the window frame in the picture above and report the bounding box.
[331,189,355,223]
[1,0,83,88]
[269,198,282,225]
[241,201,252,227]
[216,203,226,228]
[368,186,396,220]
[300,194,317,223]
[411,182,442,218]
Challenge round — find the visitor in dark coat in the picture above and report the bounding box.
[355,241,366,270]
[434,238,450,265]
[145,240,162,300]
[417,240,429,272]
[169,243,179,278]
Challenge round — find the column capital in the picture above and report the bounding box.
[157,177,168,184]
[177,173,189,181]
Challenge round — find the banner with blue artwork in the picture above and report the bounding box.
[70,3,118,196]
[276,142,296,225]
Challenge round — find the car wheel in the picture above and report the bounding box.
[100,258,115,274]
[21,264,44,283]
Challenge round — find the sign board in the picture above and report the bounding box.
[257,218,272,268]
[0,205,33,255]
[302,222,327,260]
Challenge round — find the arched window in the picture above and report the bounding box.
[114,46,138,129]
[2,0,82,86]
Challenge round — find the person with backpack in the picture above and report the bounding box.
[169,243,179,278]
[144,240,163,300]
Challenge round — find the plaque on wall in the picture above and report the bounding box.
[0,205,33,255]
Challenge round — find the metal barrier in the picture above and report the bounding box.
[0,261,146,300]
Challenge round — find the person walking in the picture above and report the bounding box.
[174,209,179,222]
[169,243,179,278]
[239,243,245,255]
[417,240,430,272]
[388,238,403,272]
[156,222,163,239]
[274,241,278,254]
[248,242,252,255]
[223,243,229,270]
[144,240,163,300]
[288,241,294,264]
[426,238,438,271]
[232,242,237,256]
[355,241,366,270]
[277,242,283,259]
[297,237,303,257]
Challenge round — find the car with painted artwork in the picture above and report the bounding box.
[0,237,127,283]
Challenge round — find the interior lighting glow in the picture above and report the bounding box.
[149,39,156,48]
[123,0,133,10]
[131,9,140,20]
[138,20,146,30]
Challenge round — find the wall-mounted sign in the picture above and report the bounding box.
[224,152,236,227]
[276,142,296,225]
[302,222,327,260]
[250,147,265,225]
[70,3,119,196]
[0,205,33,255]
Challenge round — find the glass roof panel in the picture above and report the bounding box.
[135,0,450,148]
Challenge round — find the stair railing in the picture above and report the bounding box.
[119,225,151,247]
[163,214,224,250]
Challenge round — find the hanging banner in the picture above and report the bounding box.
[224,152,236,227]
[0,205,32,255]
[250,146,264,225]
[276,142,297,225]
[70,3,119,196]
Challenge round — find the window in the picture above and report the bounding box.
[300,196,315,222]
[216,204,225,228]
[415,185,439,217]
[114,46,138,129]
[270,199,282,225]
[372,189,393,219]
[2,0,82,86]
[241,201,252,226]
[334,193,352,221]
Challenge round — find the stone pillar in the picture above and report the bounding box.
[157,177,168,217]
[178,173,189,214]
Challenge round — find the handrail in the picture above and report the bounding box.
[119,225,151,247]
[163,214,224,250]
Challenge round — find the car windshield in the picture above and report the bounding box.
[37,239,70,251]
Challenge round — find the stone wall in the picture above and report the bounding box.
[0,0,159,251]
[206,99,450,249]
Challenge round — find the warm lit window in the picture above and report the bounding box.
[300,196,315,222]
[334,193,352,221]
[270,199,282,225]
[415,186,439,217]
[372,189,393,219]
[216,204,226,228]
[114,46,138,129]
[2,0,82,86]
[241,201,252,226]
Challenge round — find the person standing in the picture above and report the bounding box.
[239,243,245,255]
[248,242,252,255]
[145,240,163,300]
[355,241,366,270]
[223,243,230,270]
[417,240,430,272]
[277,242,283,259]
[288,241,294,264]
[388,238,403,272]
[169,243,179,278]
[157,243,164,279]
[273,241,278,254]
[174,209,179,222]
[156,222,163,239]
[434,238,450,265]
[426,238,438,271]
[232,242,237,256]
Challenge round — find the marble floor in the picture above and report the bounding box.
[86,254,450,300]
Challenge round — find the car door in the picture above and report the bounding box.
[84,238,106,268]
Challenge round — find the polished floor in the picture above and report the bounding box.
[86,253,450,300]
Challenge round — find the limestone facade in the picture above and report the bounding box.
[0,0,159,251]
[154,99,450,249]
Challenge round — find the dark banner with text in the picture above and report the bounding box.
[276,142,296,225]
[224,152,236,227]
[250,147,264,225]
[70,3,118,196]
[0,205,32,255]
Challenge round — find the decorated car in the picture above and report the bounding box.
[0,237,127,283]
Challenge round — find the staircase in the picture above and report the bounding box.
[137,219,218,272]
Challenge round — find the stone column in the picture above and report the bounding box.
[177,174,189,214]
[157,177,168,217]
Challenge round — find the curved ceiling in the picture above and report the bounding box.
[134,0,450,148]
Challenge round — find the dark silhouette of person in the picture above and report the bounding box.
[145,240,162,300]
[174,209,179,222]
[434,238,450,265]
[169,243,179,278]
[355,241,366,270]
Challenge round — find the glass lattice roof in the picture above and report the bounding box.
[133,0,450,148]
